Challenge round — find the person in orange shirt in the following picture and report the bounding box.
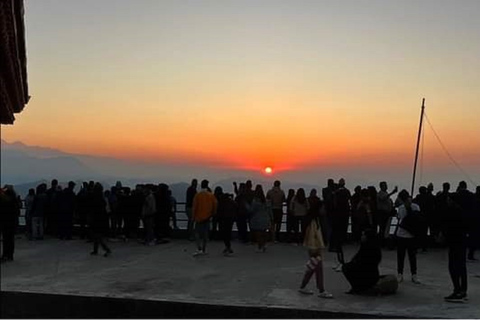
[192,180,217,256]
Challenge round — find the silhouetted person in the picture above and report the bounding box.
[76,182,90,239]
[290,188,309,245]
[90,183,111,257]
[395,190,421,284]
[155,183,171,241]
[248,185,271,253]
[235,182,249,243]
[357,189,374,235]
[192,179,217,256]
[31,183,48,240]
[306,189,322,234]
[350,186,363,242]
[142,186,156,246]
[0,185,20,262]
[413,186,431,252]
[331,178,351,271]
[442,181,472,302]
[126,185,143,240]
[58,181,76,240]
[342,229,382,294]
[215,187,236,255]
[266,180,286,242]
[286,189,296,243]
[107,187,119,238]
[425,183,439,242]
[322,179,336,246]
[46,179,60,236]
[468,186,480,261]
[435,182,451,244]
[169,190,178,230]
[376,182,398,245]
[24,188,35,240]
[186,179,198,241]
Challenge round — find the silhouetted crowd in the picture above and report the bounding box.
[1,177,479,302]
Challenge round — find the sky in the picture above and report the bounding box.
[2,0,480,188]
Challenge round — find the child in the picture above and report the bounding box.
[298,218,333,298]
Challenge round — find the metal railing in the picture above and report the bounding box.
[18,200,400,235]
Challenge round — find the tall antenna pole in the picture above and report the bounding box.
[411,98,425,196]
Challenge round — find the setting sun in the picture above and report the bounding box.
[264,167,273,175]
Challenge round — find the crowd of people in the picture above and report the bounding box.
[1,177,479,303]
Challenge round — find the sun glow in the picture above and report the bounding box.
[264,167,273,175]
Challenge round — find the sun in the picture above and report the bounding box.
[264,167,273,175]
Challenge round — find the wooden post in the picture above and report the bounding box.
[411,98,425,197]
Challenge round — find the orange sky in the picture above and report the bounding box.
[2,0,480,181]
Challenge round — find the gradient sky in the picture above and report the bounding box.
[3,0,480,185]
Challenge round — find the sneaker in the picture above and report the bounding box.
[318,291,334,299]
[90,251,98,256]
[444,292,465,303]
[397,274,403,283]
[298,288,314,295]
[193,250,204,257]
[334,264,343,272]
[412,275,421,284]
[332,263,341,270]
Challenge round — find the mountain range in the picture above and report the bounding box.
[1,140,321,199]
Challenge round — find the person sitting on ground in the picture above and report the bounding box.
[342,228,382,294]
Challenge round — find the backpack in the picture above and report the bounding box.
[398,206,427,237]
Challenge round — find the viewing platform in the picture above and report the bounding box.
[2,235,480,318]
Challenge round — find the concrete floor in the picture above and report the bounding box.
[2,235,480,318]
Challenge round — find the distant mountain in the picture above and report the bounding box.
[1,147,100,185]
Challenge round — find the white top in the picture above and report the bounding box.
[396,203,421,239]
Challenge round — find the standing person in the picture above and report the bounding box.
[235,182,250,243]
[0,185,20,262]
[285,189,296,243]
[290,188,310,245]
[376,182,398,245]
[331,178,351,271]
[425,183,438,244]
[45,179,61,236]
[248,185,272,253]
[357,189,374,235]
[322,179,336,248]
[215,187,237,256]
[307,189,322,231]
[442,181,472,302]
[266,180,286,243]
[31,184,48,240]
[76,182,90,240]
[413,186,431,252]
[298,205,333,299]
[185,179,198,241]
[350,186,363,242]
[169,190,178,230]
[154,184,171,241]
[24,188,35,240]
[58,181,76,240]
[468,186,480,261]
[435,182,451,245]
[142,186,156,246]
[395,190,421,284]
[90,183,111,257]
[192,180,217,256]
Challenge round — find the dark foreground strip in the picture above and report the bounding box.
[1,291,407,319]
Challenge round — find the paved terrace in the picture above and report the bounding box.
[1,235,480,318]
